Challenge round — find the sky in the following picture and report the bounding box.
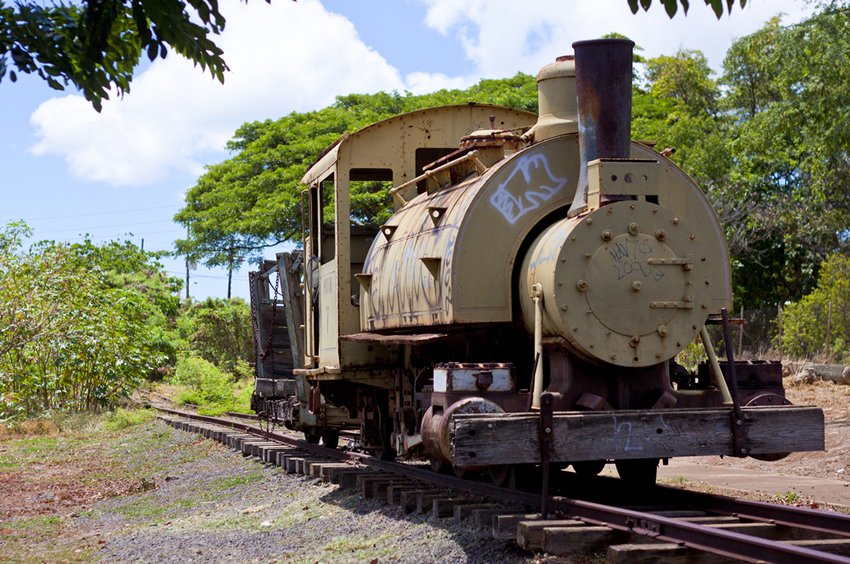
[0,0,815,301]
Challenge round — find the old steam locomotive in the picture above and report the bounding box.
[249,39,823,484]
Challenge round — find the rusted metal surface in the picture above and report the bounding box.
[571,38,635,212]
[339,332,448,345]
[518,199,721,367]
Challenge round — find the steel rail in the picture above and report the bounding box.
[657,485,850,537]
[548,495,850,564]
[156,406,850,563]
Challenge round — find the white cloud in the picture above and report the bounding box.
[29,0,816,187]
[418,0,813,77]
[29,0,404,186]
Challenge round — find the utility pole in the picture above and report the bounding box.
[185,225,190,301]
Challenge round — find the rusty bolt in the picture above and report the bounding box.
[672,217,680,225]
[655,229,667,241]
[630,203,636,210]
[576,280,588,292]
[586,218,593,225]
[657,324,668,337]
[683,263,693,271]
[629,335,641,348]
[689,233,696,240]
[561,305,568,311]
[632,280,642,292]
[601,230,612,242]
[628,222,639,236]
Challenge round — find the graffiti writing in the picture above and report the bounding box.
[608,239,665,281]
[490,154,568,225]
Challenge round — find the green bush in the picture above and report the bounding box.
[781,253,850,361]
[176,298,254,374]
[0,223,181,420]
[172,356,237,414]
[103,408,156,431]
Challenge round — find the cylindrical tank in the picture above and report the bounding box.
[519,199,715,367]
[524,55,577,143]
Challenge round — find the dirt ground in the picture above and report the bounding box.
[0,377,847,561]
[688,377,850,481]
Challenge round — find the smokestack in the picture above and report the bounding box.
[569,38,635,214]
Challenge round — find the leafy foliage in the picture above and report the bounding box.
[170,355,252,414]
[0,0,230,111]
[627,0,749,19]
[781,254,850,361]
[0,224,182,420]
[176,298,254,376]
[174,73,538,270]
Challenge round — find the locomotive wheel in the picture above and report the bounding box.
[430,458,449,473]
[321,429,339,449]
[374,447,396,461]
[571,460,606,478]
[487,465,515,488]
[614,458,659,486]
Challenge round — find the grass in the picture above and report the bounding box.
[321,533,396,560]
[208,471,265,491]
[103,407,155,431]
[777,490,800,504]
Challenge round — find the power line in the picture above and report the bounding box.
[8,204,180,222]
[34,218,178,234]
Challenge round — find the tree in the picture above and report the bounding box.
[717,8,850,307]
[627,0,750,18]
[0,0,232,111]
[174,74,538,275]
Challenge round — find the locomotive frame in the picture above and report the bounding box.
[250,39,824,483]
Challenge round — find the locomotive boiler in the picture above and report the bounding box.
[250,38,824,484]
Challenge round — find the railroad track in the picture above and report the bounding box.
[155,407,850,563]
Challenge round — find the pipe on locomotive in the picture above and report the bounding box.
[569,38,635,216]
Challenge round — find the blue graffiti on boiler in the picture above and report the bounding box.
[489,154,568,224]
